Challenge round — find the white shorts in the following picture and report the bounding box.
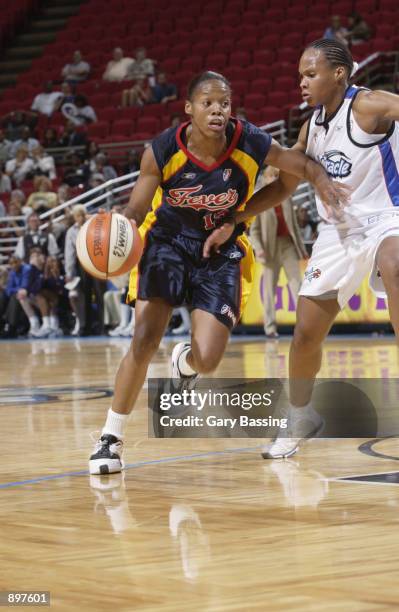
[299,213,399,308]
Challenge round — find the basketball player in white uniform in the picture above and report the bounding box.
[204,39,399,458]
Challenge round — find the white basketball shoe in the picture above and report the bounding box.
[261,405,324,459]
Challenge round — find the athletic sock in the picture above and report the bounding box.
[102,408,129,439]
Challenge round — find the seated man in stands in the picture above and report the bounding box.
[31,81,63,118]
[103,48,134,83]
[125,47,156,86]
[59,120,87,148]
[150,72,177,105]
[2,255,30,337]
[62,95,97,126]
[62,50,90,84]
[14,211,59,262]
[63,152,90,188]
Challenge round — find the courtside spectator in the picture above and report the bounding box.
[31,81,63,118]
[126,47,155,82]
[31,145,57,180]
[121,76,151,108]
[10,126,39,157]
[103,47,134,82]
[26,177,58,214]
[5,147,35,186]
[14,211,59,261]
[2,255,31,337]
[62,50,90,84]
[0,164,12,193]
[0,129,12,162]
[347,12,371,45]
[31,254,64,338]
[324,15,349,45]
[150,72,177,104]
[64,205,86,335]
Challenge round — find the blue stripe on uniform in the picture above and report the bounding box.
[379,141,399,206]
[345,86,357,99]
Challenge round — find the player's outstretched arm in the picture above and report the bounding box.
[124,146,162,227]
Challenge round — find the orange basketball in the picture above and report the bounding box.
[76,212,143,279]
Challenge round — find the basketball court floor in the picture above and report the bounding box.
[1,336,399,611]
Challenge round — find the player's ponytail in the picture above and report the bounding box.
[306,39,354,78]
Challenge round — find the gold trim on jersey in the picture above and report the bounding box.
[162,150,188,182]
[236,233,255,318]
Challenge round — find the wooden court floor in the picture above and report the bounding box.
[1,336,399,611]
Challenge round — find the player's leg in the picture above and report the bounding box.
[89,298,173,475]
[190,309,230,373]
[262,295,340,459]
[280,237,302,311]
[375,236,399,338]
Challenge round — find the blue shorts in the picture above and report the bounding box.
[127,226,254,330]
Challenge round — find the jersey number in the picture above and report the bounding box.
[203,211,229,230]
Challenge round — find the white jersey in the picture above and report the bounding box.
[306,85,399,227]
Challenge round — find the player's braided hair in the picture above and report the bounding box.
[187,71,231,99]
[306,38,354,77]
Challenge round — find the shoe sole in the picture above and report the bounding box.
[89,458,123,475]
[261,421,324,460]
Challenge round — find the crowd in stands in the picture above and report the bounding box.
[0,4,395,339]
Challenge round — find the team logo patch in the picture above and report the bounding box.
[304,267,322,282]
[319,150,352,179]
[223,168,232,181]
[220,304,236,325]
[182,172,196,179]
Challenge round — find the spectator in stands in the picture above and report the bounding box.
[122,148,140,174]
[62,50,90,84]
[170,113,182,128]
[55,82,76,112]
[63,152,90,188]
[26,177,58,214]
[30,254,64,337]
[59,120,88,147]
[10,126,39,157]
[347,12,371,45]
[62,94,97,126]
[2,255,31,337]
[0,129,12,162]
[323,15,349,46]
[31,145,57,180]
[103,47,134,83]
[14,211,59,262]
[31,81,63,118]
[7,201,27,239]
[0,163,12,193]
[42,127,61,149]
[15,248,44,336]
[10,189,32,218]
[3,111,35,141]
[91,153,117,182]
[121,76,152,108]
[5,146,35,186]
[126,47,155,82]
[84,141,101,172]
[150,72,177,104]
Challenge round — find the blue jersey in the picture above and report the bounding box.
[149,118,271,240]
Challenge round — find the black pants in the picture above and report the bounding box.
[4,294,28,332]
[78,264,106,335]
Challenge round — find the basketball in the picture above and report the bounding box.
[76,212,143,279]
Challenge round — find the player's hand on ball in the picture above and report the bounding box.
[203,219,235,258]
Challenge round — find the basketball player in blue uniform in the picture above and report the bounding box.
[204,41,399,459]
[89,70,345,474]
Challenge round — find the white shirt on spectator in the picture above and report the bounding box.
[33,154,57,180]
[5,158,35,185]
[62,61,90,82]
[0,174,12,193]
[31,92,63,117]
[103,57,134,82]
